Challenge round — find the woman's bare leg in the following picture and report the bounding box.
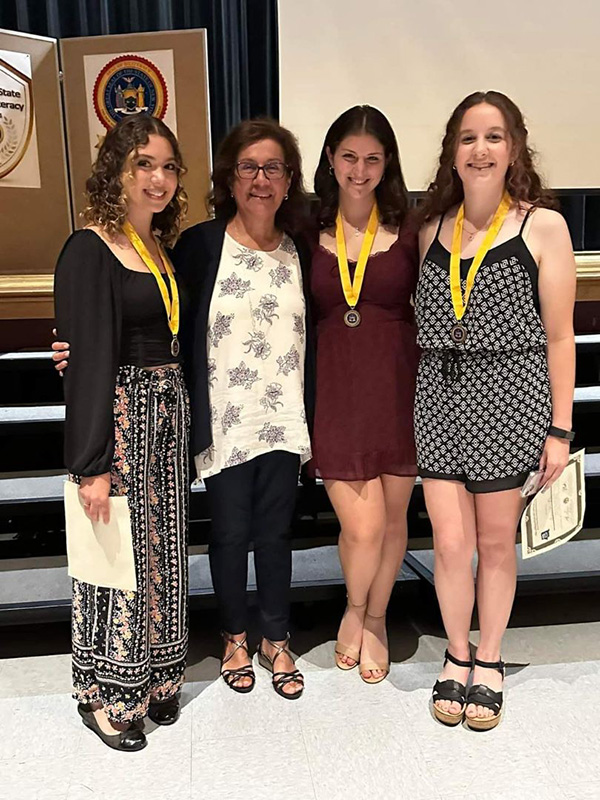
[360,475,415,679]
[466,487,524,719]
[423,478,478,715]
[325,477,386,666]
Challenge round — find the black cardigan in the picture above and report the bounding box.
[171,218,316,458]
[54,230,123,477]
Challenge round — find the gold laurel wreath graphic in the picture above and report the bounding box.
[0,115,19,161]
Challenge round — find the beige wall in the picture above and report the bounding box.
[278,0,599,191]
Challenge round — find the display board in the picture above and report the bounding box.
[278,0,600,192]
[0,29,71,291]
[60,28,211,227]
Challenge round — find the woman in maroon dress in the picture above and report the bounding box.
[310,106,419,682]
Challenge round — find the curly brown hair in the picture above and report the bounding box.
[420,91,557,222]
[208,117,308,233]
[314,105,409,230]
[82,114,188,248]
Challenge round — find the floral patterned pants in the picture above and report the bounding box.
[71,365,190,722]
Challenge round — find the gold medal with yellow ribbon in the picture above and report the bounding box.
[335,203,379,327]
[449,191,512,344]
[123,221,181,357]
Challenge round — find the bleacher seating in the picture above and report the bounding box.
[1,335,599,619]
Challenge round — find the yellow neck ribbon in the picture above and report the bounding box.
[335,203,379,309]
[449,191,512,322]
[123,221,180,354]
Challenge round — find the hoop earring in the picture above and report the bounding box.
[284,193,289,201]
[328,165,334,175]
[452,165,457,171]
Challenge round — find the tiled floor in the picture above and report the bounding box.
[1,592,599,800]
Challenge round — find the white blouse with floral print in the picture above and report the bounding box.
[195,231,312,479]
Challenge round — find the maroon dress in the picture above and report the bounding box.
[309,222,420,481]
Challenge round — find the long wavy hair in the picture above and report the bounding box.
[82,114,188,247]
[420,91,557,222]
[314,105,409,229]
[208,117,308,234]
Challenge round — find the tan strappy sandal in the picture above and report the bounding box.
[359,612,389,684]
[220,631,256,694]
[334,600,366,671]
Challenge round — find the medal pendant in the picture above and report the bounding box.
[450,323,467,345]
[171,336,180,357]
[344,308,361,328]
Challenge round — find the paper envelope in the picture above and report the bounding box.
[64,480,137,591]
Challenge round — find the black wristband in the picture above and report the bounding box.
[548,425,575,441]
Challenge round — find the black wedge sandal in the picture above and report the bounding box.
[465,657,505,731]
[220,632,256,694]
[257,635,305,700]
[431,649,473,727]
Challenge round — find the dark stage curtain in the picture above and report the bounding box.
[0,0,279,148]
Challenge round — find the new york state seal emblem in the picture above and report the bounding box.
[93,54,168,129]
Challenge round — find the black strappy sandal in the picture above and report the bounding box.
[220,632,256,694]
[257,636,305,700]
[465,657,505,731]
[431,649,473,726]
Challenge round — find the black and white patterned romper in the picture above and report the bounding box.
[414,209,551,493]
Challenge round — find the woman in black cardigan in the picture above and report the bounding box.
[54,115,190,750]
[56,118,315,700]
[172,119,314,699]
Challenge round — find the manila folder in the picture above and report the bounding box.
[64,480,137,591]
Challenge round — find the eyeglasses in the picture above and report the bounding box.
[235,160,290,180]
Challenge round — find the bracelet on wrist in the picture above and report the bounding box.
[548,425,575,442]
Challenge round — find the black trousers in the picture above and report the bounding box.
[204,450,300,641]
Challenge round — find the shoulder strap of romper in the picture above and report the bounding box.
[519,205,536,236]
[434,212,446,240]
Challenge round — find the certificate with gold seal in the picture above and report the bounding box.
[520,449,586,560]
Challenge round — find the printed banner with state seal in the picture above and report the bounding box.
[83,49,178,162]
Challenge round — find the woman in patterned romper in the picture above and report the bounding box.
[415,92,576,730]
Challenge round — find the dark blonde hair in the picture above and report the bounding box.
[420,91,557,222]
[82,115,188,247]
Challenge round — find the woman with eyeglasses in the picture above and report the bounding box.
[54,118,314,700]
[172,118,314,699]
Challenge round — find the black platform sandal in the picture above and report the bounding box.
[148,690,181,725]
[220,632,256,694]
[465,657,505,731]
[257,636,305,700]
[431,649,473,727]
[78,703,147,751]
